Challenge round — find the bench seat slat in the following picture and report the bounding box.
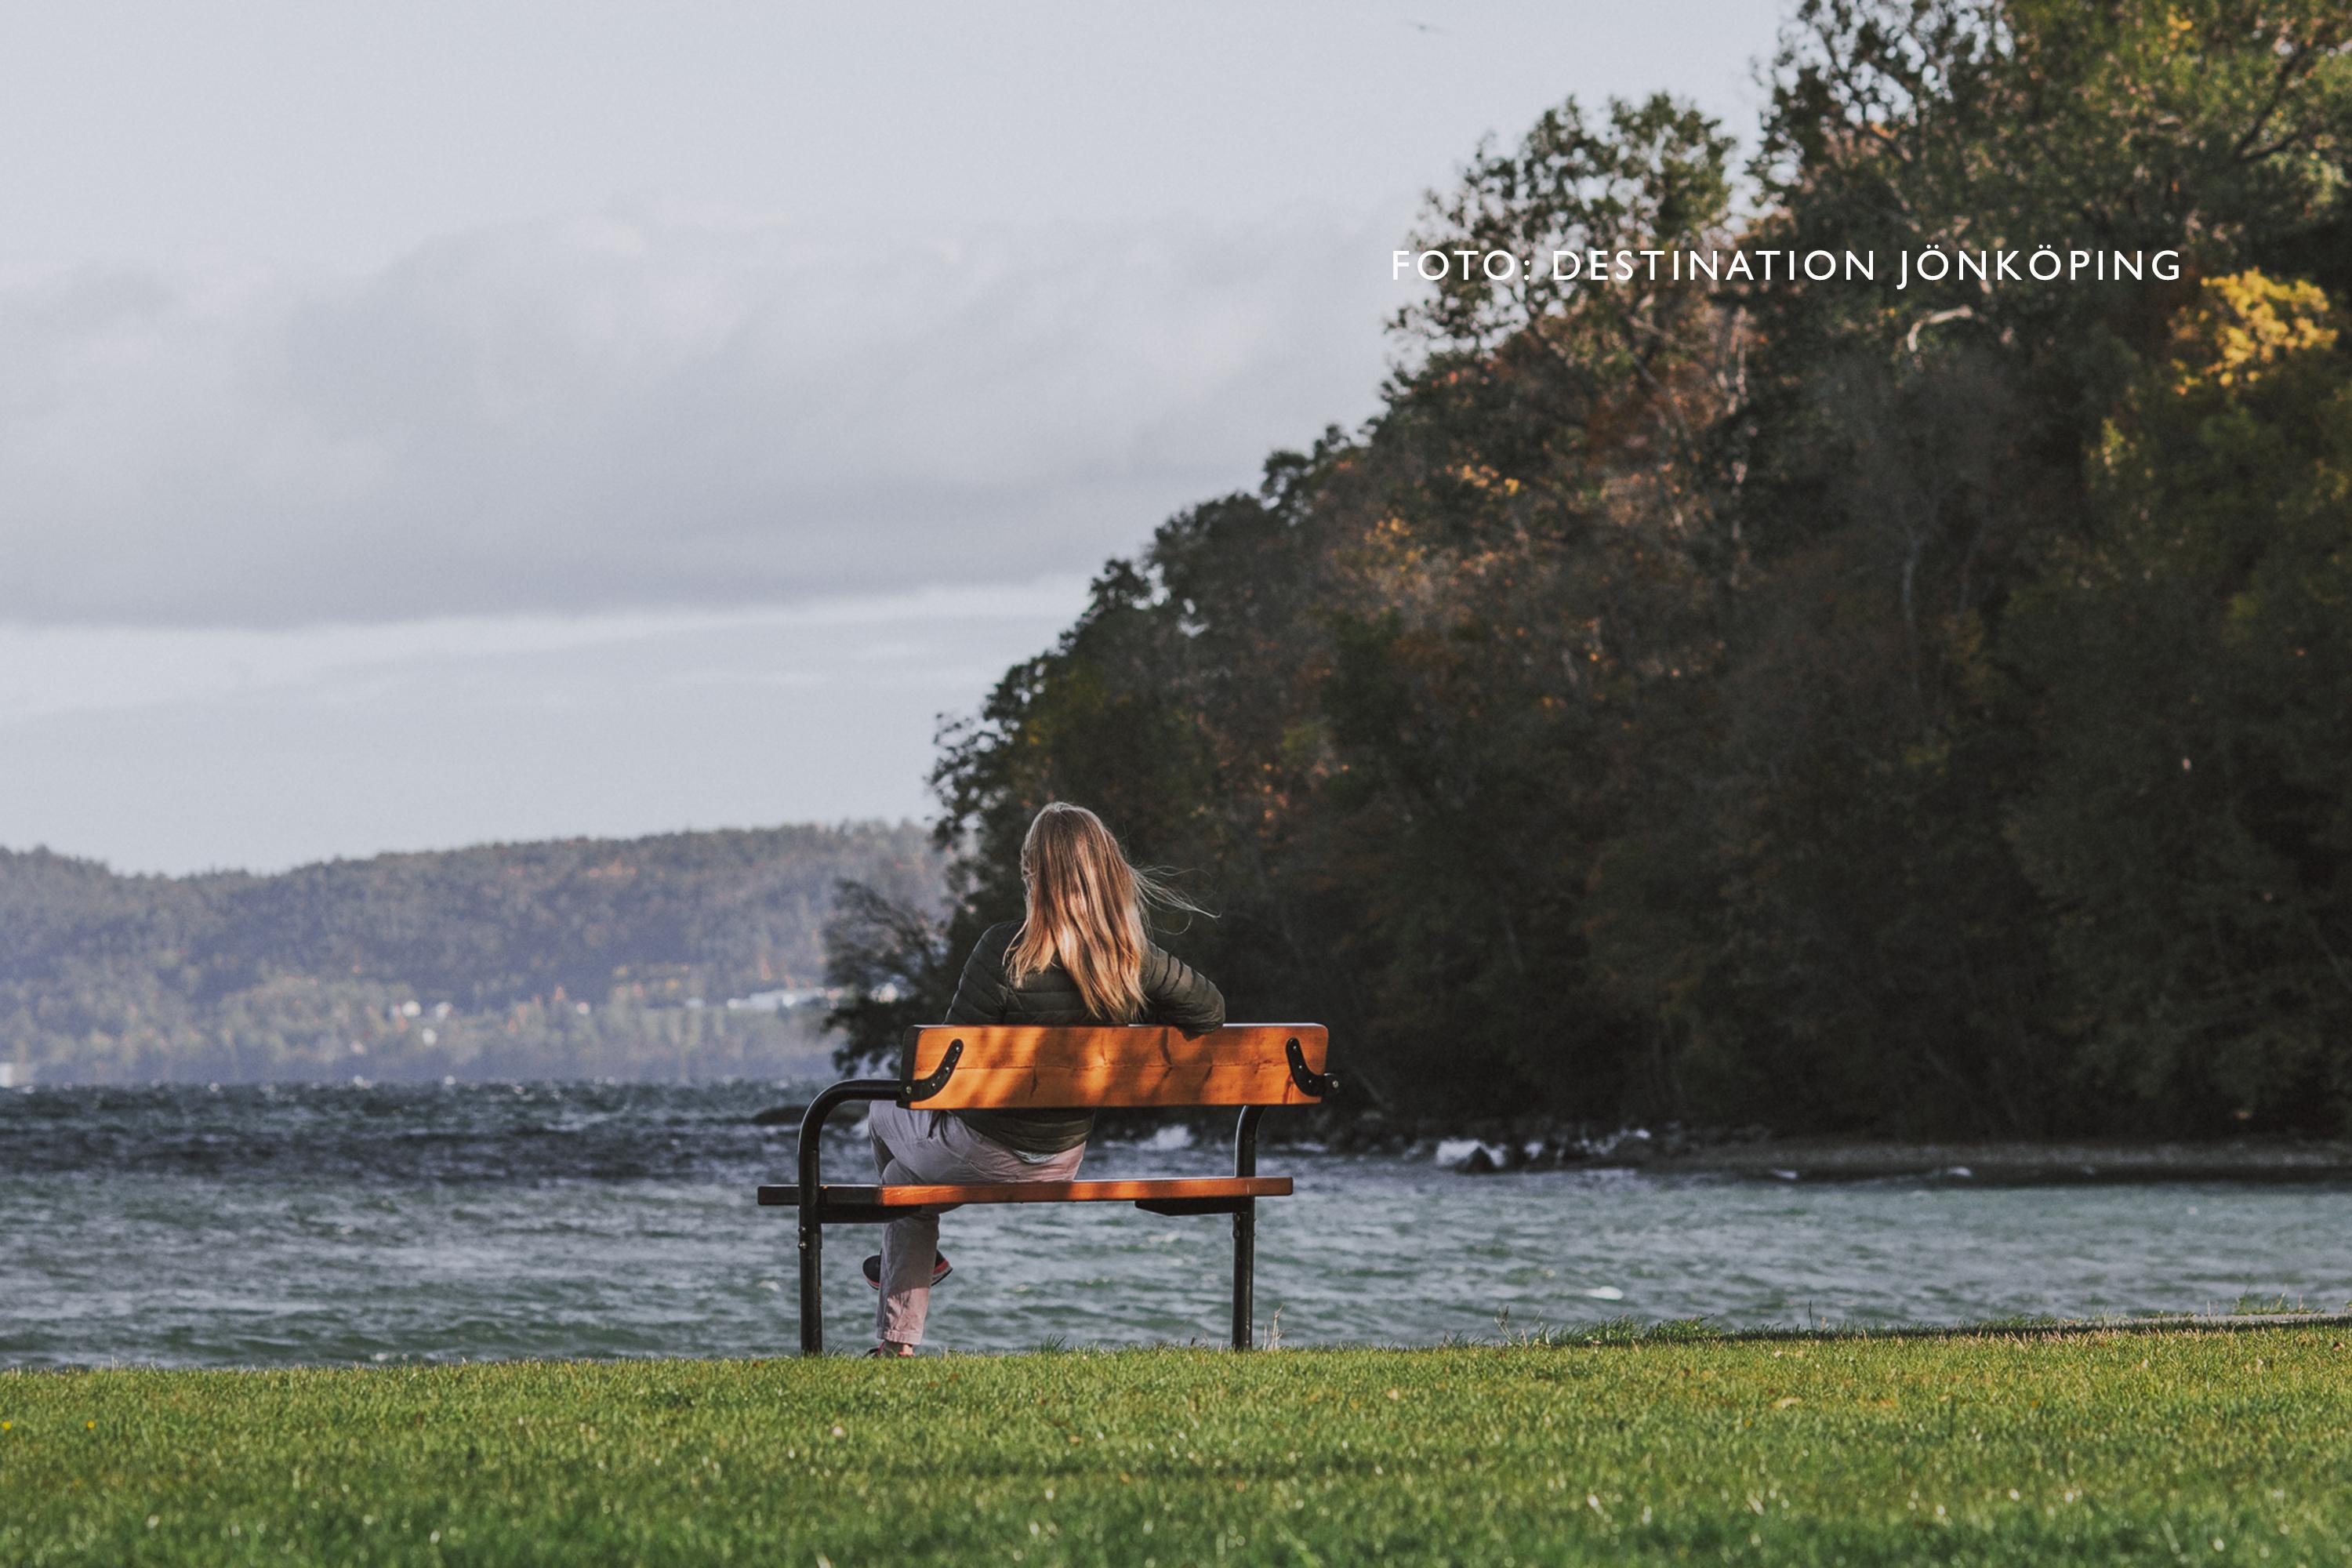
[757,1176,1290,1208]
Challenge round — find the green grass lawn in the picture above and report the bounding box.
[5,1326,2350,1566]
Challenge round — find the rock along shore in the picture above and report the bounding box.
[1287,1109,2352,1183]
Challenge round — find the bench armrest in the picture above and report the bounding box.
[796,1079,904,1206]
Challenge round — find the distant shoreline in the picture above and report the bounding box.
[1293,1109,2352,1184]
[1641,1138,2352,1185]
[762,1098,2352,1184]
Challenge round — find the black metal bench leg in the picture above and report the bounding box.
[788,1077,901,1358]
[798,1203,823,1356]
[1232,1102,1265,1349]
[1231,1197,1256,1348]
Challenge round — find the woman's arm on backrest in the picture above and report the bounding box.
[1141,946,1224,1035]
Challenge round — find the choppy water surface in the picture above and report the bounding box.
[4,1083,2347,1368]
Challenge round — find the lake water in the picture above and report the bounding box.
[4,1082,2347,1367]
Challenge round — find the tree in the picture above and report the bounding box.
[820,880,959,1076]
[2002,272,2352,1131]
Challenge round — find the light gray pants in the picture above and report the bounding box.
[868,1100,1084,1346]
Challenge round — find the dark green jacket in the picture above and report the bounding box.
[945,920,1225,1156]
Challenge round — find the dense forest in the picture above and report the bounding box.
[827,0,2352,1138]
[2,823,938,1083]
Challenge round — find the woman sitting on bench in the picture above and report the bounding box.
[864,801,1225,1356]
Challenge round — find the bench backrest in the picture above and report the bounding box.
[895,1023,1330,1110]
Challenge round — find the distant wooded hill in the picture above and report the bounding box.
[0,823,942,1084]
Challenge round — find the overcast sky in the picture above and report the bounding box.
[1,1,1784,873]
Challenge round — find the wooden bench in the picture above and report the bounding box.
[759,1022,1334,1354]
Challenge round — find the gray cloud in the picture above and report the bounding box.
[0,203,1399,626]
[0,583,1089,873]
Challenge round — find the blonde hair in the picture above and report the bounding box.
[1006,803,1199,1021]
